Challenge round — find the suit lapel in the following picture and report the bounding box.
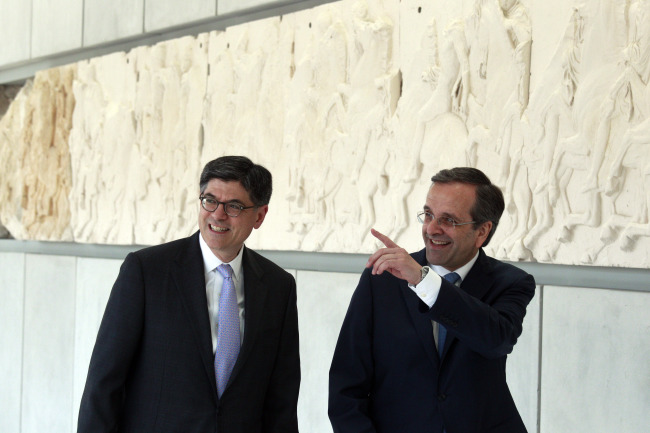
[401,250,440,368]
[226,246,268,387]
[171,232,218,397]
[441,249,494,357]
[458,249,494,301]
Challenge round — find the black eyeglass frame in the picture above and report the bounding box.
[199,195,256,217]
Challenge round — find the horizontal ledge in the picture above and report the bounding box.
[0,0,336,84]
[1,239,648,293]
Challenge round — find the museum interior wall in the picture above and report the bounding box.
[1,0,649,432]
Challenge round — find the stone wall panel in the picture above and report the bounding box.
[0,66,75,241]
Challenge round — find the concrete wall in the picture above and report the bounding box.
[0,0,310,68]
[2,249,649,433]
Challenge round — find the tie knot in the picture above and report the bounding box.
[216,263,234,279]
[443,272,461,284]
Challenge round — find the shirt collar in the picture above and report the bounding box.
[199,233,244,282]
[430,250,479,282]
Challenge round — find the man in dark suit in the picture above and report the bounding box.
[78,156,300,433]
[329,167,535,433]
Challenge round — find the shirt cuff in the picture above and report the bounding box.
[407,269,442,308]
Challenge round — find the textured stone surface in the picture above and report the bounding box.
[0,66,75,241]
[2,0,650,267]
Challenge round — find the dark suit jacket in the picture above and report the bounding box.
[329,248,535,433]
[78,231,300,433]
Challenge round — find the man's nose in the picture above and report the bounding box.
[212,203,229,219]
[426,218,444,235]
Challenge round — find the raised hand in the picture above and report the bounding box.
[366,228,423,285]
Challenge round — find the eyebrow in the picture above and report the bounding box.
[203,194,245,205]
[423,206,460,220]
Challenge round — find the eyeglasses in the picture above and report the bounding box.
[200,195,256,217]
[417,211,476,228]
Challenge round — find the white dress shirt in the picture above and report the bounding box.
[408,251,480,308]
[199,234,246,353]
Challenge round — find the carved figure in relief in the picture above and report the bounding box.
[581,0,650,192]
[284,9,350,250]
[202,33,236,163]
[344,0,397,246]
[389,20,442,242]
[512,8,585,261]
[230,28,267,159]
[409,0,531,190]
[284,22,321,239]
[491,0,532,182]
[465,0,531,178]
[598,0,650,252]
[409,19,470,183]
[455,0,532,259]
[549,0,650,261]
[311,11,352,248]
[604,116,650,250]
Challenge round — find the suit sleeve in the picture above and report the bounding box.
[262,273,301,433]
[429,268,535,359]
[328,269,377,433]
[77,252,145,433]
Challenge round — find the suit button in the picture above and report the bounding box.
[438,394,446,401]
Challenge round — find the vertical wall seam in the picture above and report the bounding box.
[28,0,33,59]
[536,285,544,433]
[81,0,86,47]
[71,256,79,430]
[142,0,147,33]
[19,253,27,433]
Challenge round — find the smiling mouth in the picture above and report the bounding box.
[209,224,228,233]
[428,238,450,246]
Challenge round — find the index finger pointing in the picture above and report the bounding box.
[371,228,399,248]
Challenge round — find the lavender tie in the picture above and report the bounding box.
[215,264,240,397]
[438,272,461,357]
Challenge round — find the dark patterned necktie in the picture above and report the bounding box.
[438,272,461,357]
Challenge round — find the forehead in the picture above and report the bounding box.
[425,182,476,216]
[202,178,252,202]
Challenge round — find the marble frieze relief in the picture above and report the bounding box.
[0,0,649,268]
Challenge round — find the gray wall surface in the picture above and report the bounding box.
[0,0,335,83]
[1,247,649,433]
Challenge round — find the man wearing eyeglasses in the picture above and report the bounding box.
[78,156,300,433]
[329,167,535,433]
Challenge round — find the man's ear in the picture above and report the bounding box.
[475,221,493,248]
[253,205,269,229]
